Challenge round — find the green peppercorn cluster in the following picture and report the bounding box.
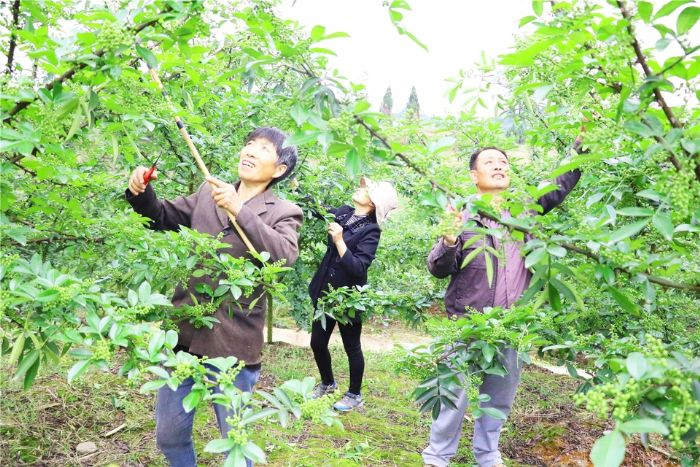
[44,283,81,313]
[327,113,355,140]
[225,415,250,446]
[171,361,195,384]
[666,171,696,221]
[182,301,217,328]
[90,339,113,362]
[216,364,243,387]
[642,334,668,359]
[0,253,20,268]
[121,304,154,321]
[466,374,483,403]
[226,268,255,297]
[300,395,333,422]
[602,249,635,268]
[94,22,134,53]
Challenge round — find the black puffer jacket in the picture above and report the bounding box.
[308,205,380,316]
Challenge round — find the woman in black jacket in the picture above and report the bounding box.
[308,177,397,411]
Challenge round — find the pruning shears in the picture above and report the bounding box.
[143,153,161,184]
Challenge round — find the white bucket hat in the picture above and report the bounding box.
[360,176,398,224]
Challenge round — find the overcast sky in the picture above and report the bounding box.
[277,0,694,117]
[278,0,537,116]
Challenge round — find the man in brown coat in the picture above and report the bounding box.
[125,127,302,467]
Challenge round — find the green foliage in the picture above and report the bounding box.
[1,0,699,463]
[574,335,700,466]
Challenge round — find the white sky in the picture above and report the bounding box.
[277,0,696,117]
[278,0,537,116]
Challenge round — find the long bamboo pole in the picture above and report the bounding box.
[146,66,256,253]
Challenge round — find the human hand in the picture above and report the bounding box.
[207,176,242,215]
[128,166,158,196]
[328,222,344,244]
[441,209,463,246]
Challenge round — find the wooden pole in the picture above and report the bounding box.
[146,67,256,253]
[266,292,273,344]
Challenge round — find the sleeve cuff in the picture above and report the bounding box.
[437,238,458,254]
[339,250,356,271]
[125,184,157,211]
[233,204,255,229]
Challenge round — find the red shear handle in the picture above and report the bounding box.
[143,165,156,184]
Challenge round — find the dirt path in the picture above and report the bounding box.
[271,325,432,352]
[271,324,593,379]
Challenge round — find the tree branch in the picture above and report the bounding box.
[23,235,105,245]
[616,1,682,129]
[353,115,452,194]
[2,15,163,124]
[656,45,700,77]
[616,0,699,181]
[5,0,21,75]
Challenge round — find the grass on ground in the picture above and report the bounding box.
[0,338,677,466]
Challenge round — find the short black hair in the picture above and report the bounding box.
[245,127,298,185]
[469,147,509,170]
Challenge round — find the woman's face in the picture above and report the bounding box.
[352,186,372,208]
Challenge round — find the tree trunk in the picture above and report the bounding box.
[266,292,273,344]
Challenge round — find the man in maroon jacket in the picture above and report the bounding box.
[423,139,584,467]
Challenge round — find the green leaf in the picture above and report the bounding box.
[548,283,561,311]
[67,359,92,383]
[677,6,700,34]
[241,441,266,464]
[638,1,653,23]
[524,247,546,268]
[289,105,308,126]
[484,251,494,287]
[482,345,495,363]
[607,286,641,316]
[652,210,673,241]
[626,352,649,379]
[322,31,350,40]
[140,379,167,393]
[607,218,650,244]
[148,331,166,357]
[284,131,321,147]
[590,430,625,467]
[23,355,41,389]
[182,389,202,412]
[519,15,536,27]
[205,438,236,453]
[310,25,325,41]
[345,148,361,178]
[616,207,653,217]
[623,120,656,138]
[654,0,692,19]
[551,278,583,309]
[547,245,566,258]
[165,330,178,349]
[136,45,158,69]
[461,246,483,268]
[138,281,152,303]
[532,0,544,16]
[227,446,248,467]
[479,406,507,420]
[619,418,669,435]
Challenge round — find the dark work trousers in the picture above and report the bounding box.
[310,316,364,395]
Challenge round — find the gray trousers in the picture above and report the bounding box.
[422,347,522,467]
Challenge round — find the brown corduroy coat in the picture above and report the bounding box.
[126,181,302,365]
